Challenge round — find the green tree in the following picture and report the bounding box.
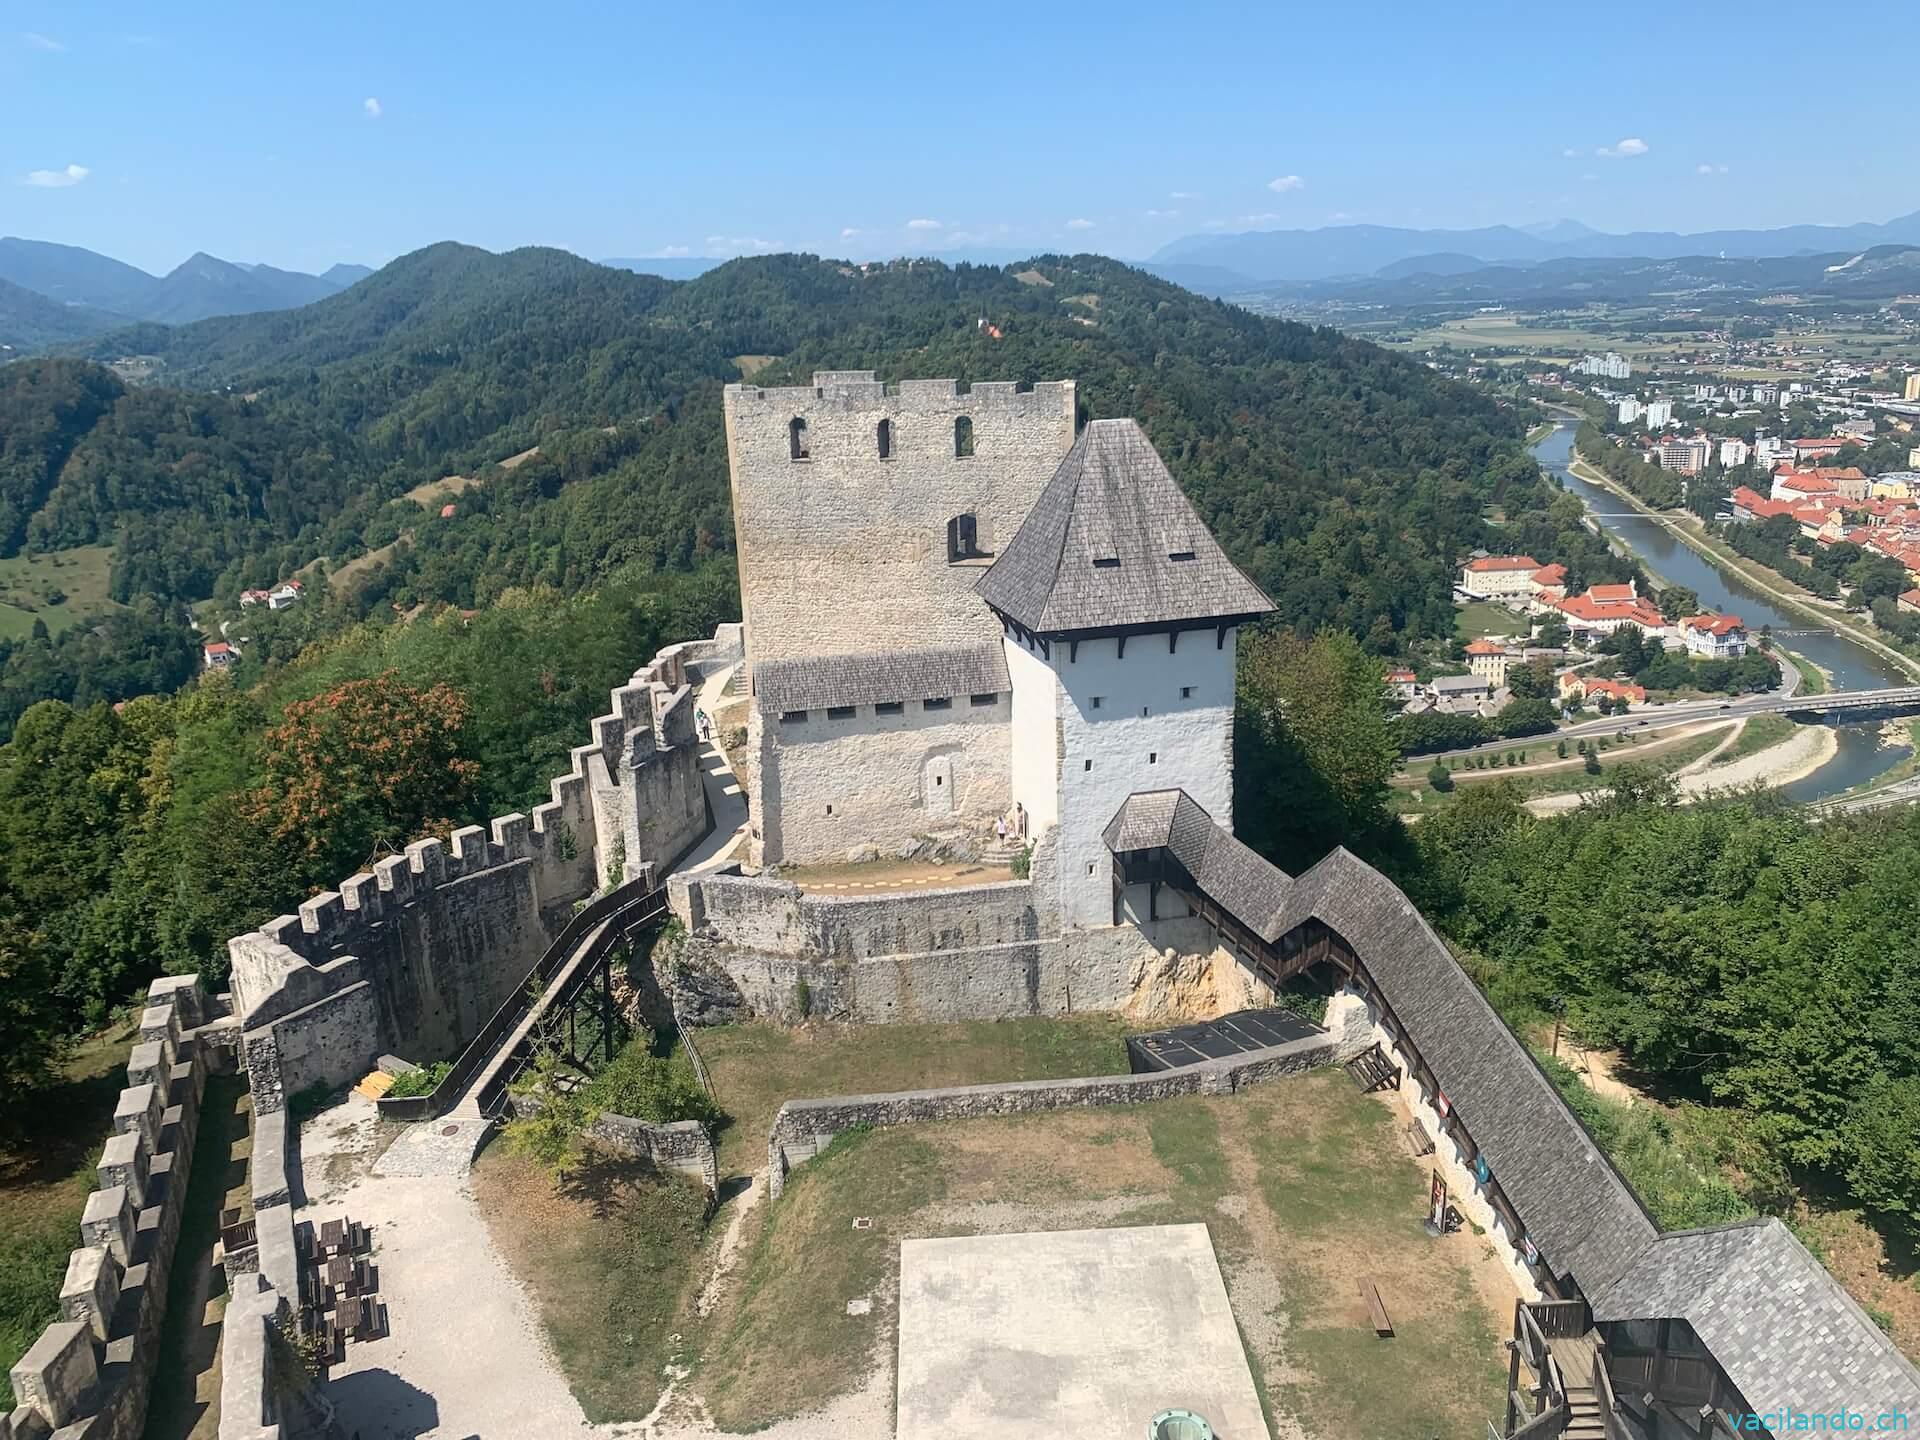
[1235,629,1399,871]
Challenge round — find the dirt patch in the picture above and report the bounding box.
[1795,1206,1920,1360]
[1012,269,1053,287]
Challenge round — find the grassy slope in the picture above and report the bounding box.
[0,544,123,641]
[695,1017,1131,1177]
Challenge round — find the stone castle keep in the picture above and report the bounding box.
[723,371,1273,927]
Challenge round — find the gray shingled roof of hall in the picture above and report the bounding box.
[975,419,1276,634]
[752,643,1010,715]
[1591,1220,1920,1417]
[1102,788,1659,1299]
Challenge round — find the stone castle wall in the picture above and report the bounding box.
[227,630,731,1113]
[752,693,1011,865]
[722,373,1076,669]
[4,977,231,1440]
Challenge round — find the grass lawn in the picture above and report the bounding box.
[0,1017,140,1408]
[473,1146,711,1423]
[0,544,123,641]
[144,1075,251,1440]
[1397,726,1730,815]
[1774,644,1829,696]
[1712,713,1797,765]
[1453,600,1526,641]
[696,1017,1131,1178]
[697,1072,1510,1438]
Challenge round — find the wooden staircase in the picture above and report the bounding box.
[1548,1331,1606,1440]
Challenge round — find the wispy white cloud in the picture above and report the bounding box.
[840,226,861,238]
[656,245,691,257]
[22,163,89,188]
[1066,217,1095,230]
[1562,147,1579,158]
[905,217,941,230]
[703,235,780,256]
[1596,137,1648,159]
[1267,174,1305,193]
[1236,211,1288,226]
[363,97,382,120]
[1144,208,1180,219]
[22,31,63,51]
[1170,190,1200,200]
[1328,211,1352,222]
[1696,162,1729,175]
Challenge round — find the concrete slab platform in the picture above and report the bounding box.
[372,1118,493,1177]
[897,1222,1269,1440]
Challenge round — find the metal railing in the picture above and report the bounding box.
[376,875,664,1122]
[471,891,669,1117]
[675,1009,713,1097]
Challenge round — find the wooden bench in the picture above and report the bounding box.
[1363,1281,1394,1338]
[1405,1119,1434,1156]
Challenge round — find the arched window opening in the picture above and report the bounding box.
[877,418,893,459]
[947,512,988,562]
[789,417,810,461]
[954,415,974,458]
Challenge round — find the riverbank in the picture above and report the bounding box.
[1565,449,1920,683]
[1518,715,1830,815]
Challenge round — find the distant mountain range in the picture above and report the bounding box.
[0,238,373,347]
[1267,244,1920,308]
[1149,210,1920,290]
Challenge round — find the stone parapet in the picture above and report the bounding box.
[585,1114,718,1193]
[7,976,208,1440]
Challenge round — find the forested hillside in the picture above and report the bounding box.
[62,246,1534,630]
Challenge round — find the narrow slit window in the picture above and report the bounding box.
[946,513,987,562]
[1090,696,1104,710]
[826,704,855,720]
[923,696,952,711]
[954,415,975,458]
[877,418,893,459]
[1149,752,1158,764]
[875,701,904,716]
[780,709,808,723]
[1180,686,1194,699]
[969,692,998,706]
[789,417,810,461]
[1084,759,1092,772]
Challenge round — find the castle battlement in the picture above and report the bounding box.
[727,370,1075,414]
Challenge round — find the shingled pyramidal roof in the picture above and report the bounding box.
[975,418,1275,635]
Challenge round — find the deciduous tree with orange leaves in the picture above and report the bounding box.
[250,670,479,890]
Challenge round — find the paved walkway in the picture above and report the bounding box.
[681,663,750,875]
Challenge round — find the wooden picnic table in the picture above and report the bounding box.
[326,1255,355,1295]
[319,1218,346,1255]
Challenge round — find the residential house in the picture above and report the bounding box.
[1728,485,1792,523]
[203,641,237,669]
[1459,555,1542,601]
[267,579,304,610]
[1871,472,1917,501]
[1557,672,1647,706]
[1464,638,1518,688]
[238,588,272,607]
[1898,589,1920,615]
[1384,668,1420,701]
[1805,466,1869,501]
[1679,614,1748,659]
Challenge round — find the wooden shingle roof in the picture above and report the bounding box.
[753,643,1009,715]
[975,419,1274,635]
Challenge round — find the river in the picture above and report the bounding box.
[1530,422,1913,800]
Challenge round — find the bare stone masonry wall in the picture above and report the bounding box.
[5,976,220,1440]
[585,1114,719,1193]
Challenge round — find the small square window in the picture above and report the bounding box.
[1180,686,1194,699]
[970,692,998,706]
[1084,759,1092,772]
[875,701,904,716]
[780,709,808,723]
[923,696,952,711]
[827,705,855,720]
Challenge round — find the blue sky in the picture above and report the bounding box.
[4,0,1916,275]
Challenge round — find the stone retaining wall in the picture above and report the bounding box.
[764,1007,1368,1197]
[4,976,220,1440]
[586,1114,719,1193]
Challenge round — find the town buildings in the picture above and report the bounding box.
[1653,436,1710,474]
[1576,352,1632,380]
[1464,638,1517,687]
[1643,399,1673,428]
[1905,374,1920,402]
[1717,438,1749,468]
